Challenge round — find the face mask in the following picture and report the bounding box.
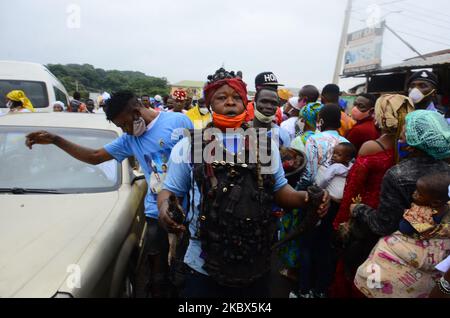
[316,119,324,132]
[351,107,371,121]
[295,119,305,136]
[398,140,411,160]
[132,117,147,137]
[212,112,246,131]
[6,101,13,108]
[254,107,275,124]
[408,88,435,104]
[298,98,308,109]
[199,107,209,115]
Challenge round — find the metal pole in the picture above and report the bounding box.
[333,0,353,84]
[385,23,426,60]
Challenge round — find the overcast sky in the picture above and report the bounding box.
[1,0,449,91]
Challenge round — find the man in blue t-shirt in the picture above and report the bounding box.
[156,69,331,298]
[25,91,193,297]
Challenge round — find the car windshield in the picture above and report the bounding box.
[0,80,48,108]
[0,126,121,193]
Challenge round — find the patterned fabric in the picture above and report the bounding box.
[374,94,414,132]
[278,209,302,268]
[352,156,450,237]
[354,232,450,298]
[300,102,323,129]
[403,204,438,234]
[405,110,450,160]
[172,89,187,102]
[298,130,349,190]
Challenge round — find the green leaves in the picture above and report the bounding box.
[46,64,170,97]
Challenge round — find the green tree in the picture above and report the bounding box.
[46,64,170,97]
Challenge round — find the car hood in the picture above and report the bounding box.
[0,192,119,297]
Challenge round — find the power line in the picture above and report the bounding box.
[397,12,450,31]
[390,4,450,27]
[385,24,427,59]
[395,29,450,47]
[352,1,450,26]
[387,22,450,44]
[404,2,450,20]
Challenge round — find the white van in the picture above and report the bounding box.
[0,61,70,113]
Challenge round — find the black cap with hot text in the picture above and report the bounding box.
[255,72,284,90]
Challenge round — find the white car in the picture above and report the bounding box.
[0,113,148,298]
[0,61,70,114]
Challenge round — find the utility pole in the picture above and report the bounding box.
[333,0,353,85]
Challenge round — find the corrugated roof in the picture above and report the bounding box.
[171,80,205,88]
[343,50,450,77]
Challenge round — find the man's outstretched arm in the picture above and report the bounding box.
[25,130,113,165]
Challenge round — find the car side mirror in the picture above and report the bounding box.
[131,171,145,185]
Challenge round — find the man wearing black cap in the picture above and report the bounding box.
[246,72,285,125]
[407,70,450,124]
[407,70,439,110]
[251,73,291,147]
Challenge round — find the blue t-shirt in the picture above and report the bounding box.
[104,112,193,219]
[269,125,291,148]
[162,136,288,275]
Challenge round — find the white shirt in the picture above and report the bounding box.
[315,163,352,201]
[281,117,300,140]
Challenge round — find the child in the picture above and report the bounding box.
[354,173,450,298]
[400,174,450,239]
[315,142,356,202]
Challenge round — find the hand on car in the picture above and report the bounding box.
[25,131,56,149]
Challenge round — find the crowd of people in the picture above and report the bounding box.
[17,67,450,299]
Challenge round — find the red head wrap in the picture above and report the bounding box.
[203,78,248,109]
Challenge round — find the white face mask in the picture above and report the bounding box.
[296,119,305,135]
[132,117,147,137]
[408,88,435,104]
[199,107,209,115]
[6,101,13,108]
[254,107,275,124]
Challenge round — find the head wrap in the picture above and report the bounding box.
[300,102,323,129]
[173,89,187,102]
[53,101,65,110]
[288,97,301,111]
[405,110,450,160]
[203,77,248,108]
[6,90,35,112]
[278,88,293,101]
[375,94,414,131]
